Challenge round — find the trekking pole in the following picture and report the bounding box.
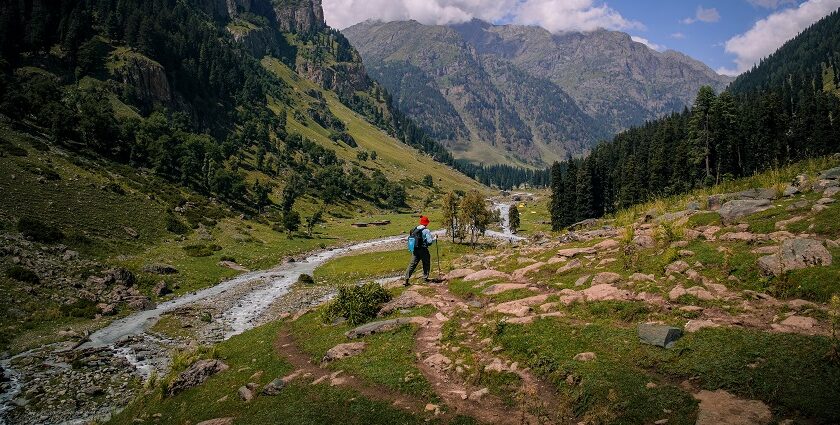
[436,240,442,281]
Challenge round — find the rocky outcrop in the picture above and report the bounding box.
[757,238,832,276]
[718,199,771,224]
[111,50,173,109]
[167,359,229,396]
[272,0,325,34]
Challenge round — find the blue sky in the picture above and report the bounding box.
[324,0,840,76]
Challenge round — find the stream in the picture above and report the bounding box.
[1,200,524,424]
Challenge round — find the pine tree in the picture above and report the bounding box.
[459,190,491,247]
[442,191,463,243]
[549,162,564,231]
[508,204,520,234]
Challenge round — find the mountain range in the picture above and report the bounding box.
[343,19,733,166]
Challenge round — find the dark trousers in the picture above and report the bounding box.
[405,248,431,281]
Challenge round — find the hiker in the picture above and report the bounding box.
[405,216,436,286]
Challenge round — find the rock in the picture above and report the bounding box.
[196,418,235,425]
[154,281,172,297]
[167,359,229,396]
[819,166,840,180]
[686,286,716,301]
[82,385,103,396]
[816,197,836,205]
[261,378,286,396]
[757,238,832,276]
[345,317,425,339]
[733,188,777,200]
[701,226,721,240]
[463,269,510,282]
[97,303,117,315]
[574,275,591,287]
[665,260,690,275]
[629,273,654,283]
[593,239,619,250]
[482,283,529,295]
[491,294,550,316]
[685,320,720,333]
[591,272,621,286]
[668,285,687,300]
[557,259,583,274]
[142,263,178,275]
[444,268,476,280]
[238,385,256,402]
[638,323,683,348]
[103,268,136,286]
[778,315,816,330]
[582,284,632,301]
[718,200,771,224]
[555,247,596,258]
[824,186,840,197]
[219,261,249,272]
[782,185,799,197]
[787,299,817,310]
[128,296,154,311]
[694,389,772,425]
[323,342,366,362]
[678,249,694,257]
[511,262,546,280]
[379,291,432,315]
[720,232,764,243]
[468,387,489,401]
[573,352,596,362]
[424,354,452,371]
[633,235,656,248]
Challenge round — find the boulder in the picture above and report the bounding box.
[378,291,432,315]
[167,359,229,396]
[591,272,622,286]
[345,317,425,339]
[555,247,596,258]
[482,283,529,295]
[468,387,489,401]
[637,323,682,348]
[238,383,258,402]
[322,342,366,362]
[423,354,452,371]
[463,269,509,282]
[574,275,591,287]
[593,239,620,250]
[491,294,550,316]
[582,284,632,301]
[444,268,476,280]
[694,390,772,425]
[819,166,840,180]
[261,378,286,396]
[557,259,583,274]
[720,232,764,243]
[633,235,656,248]
[630,273,655,282]
[511,262,546,280]
[573,352,596,362]
[757,239,832,276]
[824,186,840,197]
[142,264,179,275]
[153,281,172,297]
[778,315,816,330]
[718,200,771,224]
[665,260,690,275]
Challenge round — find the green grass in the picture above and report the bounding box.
[686,211,721,228]
[788,202,840,237]
[782,247,840,302]
[109,321,434,425]
[289,305,437,399]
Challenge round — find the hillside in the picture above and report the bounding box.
[343,19,731,166]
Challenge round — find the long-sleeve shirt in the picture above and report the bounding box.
[415,225,435,247]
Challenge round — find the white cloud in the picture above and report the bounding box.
[670,32,686,39]
[631,36,666,51]
[681,5,721,24]
[322,0,644,32]
[721,0,840,74]
[747,0,797,8]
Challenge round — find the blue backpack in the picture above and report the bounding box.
[407,227,426,253]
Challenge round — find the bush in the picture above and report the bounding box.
[182,243,222,257]
[6,265,40,284]
[165,215,191,235]
[297,273,314,285]
[60,299,98,319]
[18,217,64,243]
[322,282,392,326]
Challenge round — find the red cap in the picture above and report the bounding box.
[419,216,430,226]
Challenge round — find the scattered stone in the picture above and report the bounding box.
[668,285,687,300]
[750,246,778,255]
[511,262,546,280]
[593,239,620,250]
[678,250,695,257]
[782,185,799,197]
[323,342,366,362]
[633,235,656,248]
[819,166,840,180]
[787,299,817,310]
[638,323,683,348]
[574,275,591,287]
[778,315,816,330]
[694,389,772,425]
[573,352,596,362]
[718,200,771,224]
[816,197,836,205]
[555,247,596,258]
[482,283,529,295]
[557,259,583,274]
[824,186,840,197]
[720,232,764,243]
[167,360,229,396]
[630,273,655,282]
[463,269,510,282]
[685,320,720,333]
[686,286,716,301]
[757,238,832,276]
[492,294,550,316]
[153,281,172,297]
[591,272,621,286]
[238,384,257,402]
[219,261,248,272]
[665,261,690,275]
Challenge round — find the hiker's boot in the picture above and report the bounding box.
[403,279,410,287]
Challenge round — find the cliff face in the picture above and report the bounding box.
[271,0,325,34]
[110,49,173,111]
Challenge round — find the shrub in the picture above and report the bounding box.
[18,217,64,243]
[297,273,314,285]
[165,215,190,235]
[6,265,40,284]
[60,299,98,319]
[182,243,222,257]
[322,282,392,326]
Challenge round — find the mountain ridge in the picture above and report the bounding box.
[343,18,732,166]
